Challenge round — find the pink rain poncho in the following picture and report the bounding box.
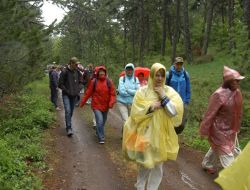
[122,63,183,169]
[199,87,243,155]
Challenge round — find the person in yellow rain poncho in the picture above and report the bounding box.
[122,63,183,190]
[215,142,250,190]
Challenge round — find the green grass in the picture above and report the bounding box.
[0,76,55,190]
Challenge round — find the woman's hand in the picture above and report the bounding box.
[150,101,162,111]
[154,87,165,99]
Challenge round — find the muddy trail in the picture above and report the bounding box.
[43,99,222,190]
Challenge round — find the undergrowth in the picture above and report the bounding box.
[0,77,54,190]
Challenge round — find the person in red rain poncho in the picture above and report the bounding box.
[80,66,116,144]
[200,66,245,174]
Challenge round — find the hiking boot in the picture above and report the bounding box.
[67,129,73,137]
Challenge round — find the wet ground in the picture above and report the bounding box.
[42,100,222,190]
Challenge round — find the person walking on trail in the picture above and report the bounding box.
[80,66,116,144]
[58,57,83,137]
[117,63,140,132]
[122,63,183,190]
[49,65,60,111]
[200,66,245,174]
[165,56,191,134]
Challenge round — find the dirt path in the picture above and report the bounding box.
[43,101,222,190]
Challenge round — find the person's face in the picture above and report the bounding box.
[154,70,165,87]
[98,70,105,77]
[138,73,144,81]
[126,67,133,77]
[229,79,240,91]
[174,62,183,72]
[70,62,78,70]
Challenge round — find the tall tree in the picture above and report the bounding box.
[201,0,216,55]
[183,0,193,63]
[161,0,169,56]
[139,0,145,66]
[243,0,250,39]
[172,0,181,62]
[228,0,236,51]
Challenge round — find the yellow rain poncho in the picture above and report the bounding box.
[122,63,183,169]
[215,142,250,190]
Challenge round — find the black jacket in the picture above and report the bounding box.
[58,67,83,97]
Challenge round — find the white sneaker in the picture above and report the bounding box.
[56,107,61,111]
[99,141,105,144]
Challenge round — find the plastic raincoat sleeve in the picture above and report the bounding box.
[215,142,250,190]
[122,86,183,169]
[199,92,223,136]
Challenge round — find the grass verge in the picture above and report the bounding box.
[0,77,55,190]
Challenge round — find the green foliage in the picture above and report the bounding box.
[0,0,54,98]
[0,77,54,189]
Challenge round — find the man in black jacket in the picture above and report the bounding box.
[58,57,83,136]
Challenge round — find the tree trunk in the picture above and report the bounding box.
[161,0,168,56]
[243,0,250,39]
[123,19,128,66]
[183,0,193,64]
[201,0,216,55]
[145,14,150,52]
[228,0,236,51]
[131,0,136,64]
[171,0,180,62]
[139,0,145,66]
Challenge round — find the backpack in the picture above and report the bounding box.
[116,76,137,95]
[93,78,111,92]
[166,70,188,85]
[122,76,137,83]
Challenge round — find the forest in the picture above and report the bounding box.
[0,0,249,189]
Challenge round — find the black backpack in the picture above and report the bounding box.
[116,76,137,95]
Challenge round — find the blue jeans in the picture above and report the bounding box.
[62,95,76,131]
[93,109,108,141]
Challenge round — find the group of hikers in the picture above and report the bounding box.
[49,56,245,190]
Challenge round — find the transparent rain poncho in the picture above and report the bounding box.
[199,87,243,154]
[122,63,183,169]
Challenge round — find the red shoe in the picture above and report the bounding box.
[204,168,216,174]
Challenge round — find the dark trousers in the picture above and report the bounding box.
[50,87,58,108]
